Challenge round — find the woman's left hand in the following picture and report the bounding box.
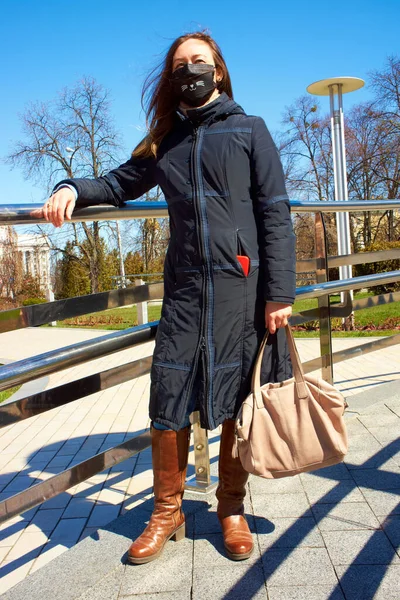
[265,302,292,334]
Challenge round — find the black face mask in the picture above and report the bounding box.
[171,63,216,107]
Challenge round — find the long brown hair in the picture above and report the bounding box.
[133,31,233,159]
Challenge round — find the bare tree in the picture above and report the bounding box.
[7,77,124,293]
[138,190,169,276]
[282,87,400,255]
[368,57,400,243]
[9,77,122,185]
[0,227,23,299]
[344,103,386,249]
[370,56,400,136]
[281,96,333,202]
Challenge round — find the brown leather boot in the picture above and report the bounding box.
[216,419,254,561]
[127,426,190,564]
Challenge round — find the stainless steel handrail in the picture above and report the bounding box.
[301,332,400,374]
[0,198,399,225]
[0,322,157,392]
[297,248,400,273]
[0,198,399,523]
[3,289,397,428]
[0,202,169,224]
[0,355,153,428]
[1,269,399,393]
[291,200,400,212]
[295,270,400,300]
[1,249,398,333]
[0,282,164,334]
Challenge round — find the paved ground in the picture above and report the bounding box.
[0,327,399,598]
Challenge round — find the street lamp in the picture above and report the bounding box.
[307,77,364,310]
[65,146,75,179]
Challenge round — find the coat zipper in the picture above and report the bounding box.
[187,124,215,429]
[200,335,210,426]
[182,127,205,414]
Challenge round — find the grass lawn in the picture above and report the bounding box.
[293,292,400,336]
[57,304,162,330]
[292,329,399,338]
[0,364,21,404]
[50,291,399,337]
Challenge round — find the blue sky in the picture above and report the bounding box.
[1,0,399,205]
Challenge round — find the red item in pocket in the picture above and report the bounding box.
[237,255,250,276]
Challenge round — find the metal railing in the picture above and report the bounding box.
[1,199,400,225]
[0,199,399,524]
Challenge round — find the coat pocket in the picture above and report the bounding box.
[236,229,258,277]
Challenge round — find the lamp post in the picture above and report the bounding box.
[65,146,75,178]
[116,221,126,288]
[307,77,364,325]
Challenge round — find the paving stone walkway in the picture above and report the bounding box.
[0,328,399,598]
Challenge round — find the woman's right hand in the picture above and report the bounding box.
[30,187,76,228]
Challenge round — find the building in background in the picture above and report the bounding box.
[0,226,51,297]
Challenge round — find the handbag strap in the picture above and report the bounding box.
[252,325,308,406]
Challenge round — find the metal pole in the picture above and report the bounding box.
[185,411,218,494]
[135,278,148,325]
[314,213,333,383]
[329,84,353,284]
[308,77,364,328]
[338,89,353,281]
[45,288,56,327]
[4,199,400,225]
[329,85,354,329]
[115,221,126,288]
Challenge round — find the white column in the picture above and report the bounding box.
[135,278,148,325]
[45,288,56,327]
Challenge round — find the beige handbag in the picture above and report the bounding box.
[234,325,348,478]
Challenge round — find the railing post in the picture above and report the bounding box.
[185,411,218,493]
[135,278,148,325]
[45,288,56,326]
[315,212,334,384]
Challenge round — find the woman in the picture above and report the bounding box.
[38,32,296,563]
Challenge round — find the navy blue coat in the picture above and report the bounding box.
[59,93,296,431]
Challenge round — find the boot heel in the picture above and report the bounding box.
[172,523,186,542]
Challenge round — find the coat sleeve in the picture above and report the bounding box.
[54,155,156,208]
[250,117,296,304]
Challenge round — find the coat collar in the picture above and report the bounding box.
[176,93,245,127]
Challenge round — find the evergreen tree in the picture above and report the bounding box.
[55,241,90,299]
